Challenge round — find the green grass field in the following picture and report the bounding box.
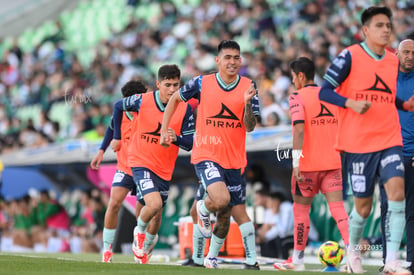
[0,252,382,275]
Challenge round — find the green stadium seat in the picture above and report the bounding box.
[77,48,96,68]
[15,104,42,126]
[234,34,254,53]
[174,43,188,60]
[172,0,201,6]
[135,3,161,22]
[49,101,72,134]
[134,6,148,20]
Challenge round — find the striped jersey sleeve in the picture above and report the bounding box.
[179,75,203,102]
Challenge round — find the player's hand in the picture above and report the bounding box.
[167,128,177,143]
[90,150,104,169]
[255,236,263,244]
[412,156,414,167]
[403,95,414,112]
[110,139,121,152]
[244,83,256,104]
[160,129,171,148]
[293,167,305,182]
[257,229,266,241]
[346,99,371,114]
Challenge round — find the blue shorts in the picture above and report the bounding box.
[342,146,404,198]
[131,167,170,206]
[112,170,137,196]
[194,161,246,206]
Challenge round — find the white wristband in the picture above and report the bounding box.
[292,149,302,168]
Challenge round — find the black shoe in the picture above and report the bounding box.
[182,258,204,267]
[242,262,260,270]
[379,265,384,273]
[409,263,414,273]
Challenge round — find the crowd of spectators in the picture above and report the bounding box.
[0,165,283,254]
[0,188,107,253]
[0,0,413,155]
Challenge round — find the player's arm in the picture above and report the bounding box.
[160,92,183,148]
[396,95,414,111]
[263,221,280,241]
[111,95,142,151]
[171,104,195,151]
[90,120,114,169]
[277,203,294,237]
[290,93,305,182]
[161,76,201,148]
[243,82,259,132]
[265,204,293,240]
[319,50,371,114]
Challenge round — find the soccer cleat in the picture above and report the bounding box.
[204,257,218,269]
[182,258,205,267]
[145,234,159,261]
[273,257,305,271]
[382,260,412,275]
[102,245,114,263]
[142,234,159,264]
[132,232,146,259]
[134,253,147,264]
[340,264,348,272]
[346,248,363,274]
[242,262,260,270]
[133,227,140,263]
[134,234,159,264]
[196,200,212,238]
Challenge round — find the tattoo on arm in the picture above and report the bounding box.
[244,103,256,132]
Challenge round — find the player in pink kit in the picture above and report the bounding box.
[273,57,349,271]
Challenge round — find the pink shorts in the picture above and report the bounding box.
[291,168,342,197]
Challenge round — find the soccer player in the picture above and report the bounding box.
[273,57,349,271]
[160,40,260,269]
[110,64,195,263]
[319,6,414,274]
[182,182,259,269]
[90,80,156,263]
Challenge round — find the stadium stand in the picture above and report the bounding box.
[0,0,411,154]
[0,0,413,254]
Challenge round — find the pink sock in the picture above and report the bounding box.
[293,203,311,251]
[328,201,349,246]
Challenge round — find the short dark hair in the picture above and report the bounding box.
[255,188,270,197]
[158,64,181,81]
[361,6,392,26]
[218,40,240,54]
[121,80,147,97]
[290,57,315,80]
[270,191,286,202]
[19,194,31,204]
[40,189,50,197]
